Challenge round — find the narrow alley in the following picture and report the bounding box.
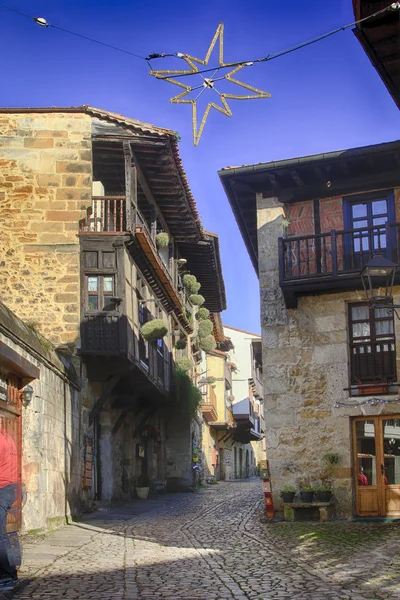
[5,480,400,600]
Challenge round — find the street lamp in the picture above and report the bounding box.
[360,255,399,308]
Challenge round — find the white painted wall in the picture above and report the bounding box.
[223,326,260,402]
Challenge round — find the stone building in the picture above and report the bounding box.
[0,106,227,512]
[224,326,265,477]
[199,320,265,482]
[220,140,400,518]
[0,301,82,532]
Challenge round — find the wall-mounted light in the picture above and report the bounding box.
[21,384,34,407]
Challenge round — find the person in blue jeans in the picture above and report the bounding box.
[0,430,21,591]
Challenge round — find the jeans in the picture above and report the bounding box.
[0,484,20,579]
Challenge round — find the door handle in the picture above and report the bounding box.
[381,463,385,476]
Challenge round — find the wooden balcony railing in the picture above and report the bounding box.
[350,339,396,385]
[279,222,400,283]
[201,385,218,422]
[79,196,127,233]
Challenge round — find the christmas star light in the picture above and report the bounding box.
[149,23,270,146]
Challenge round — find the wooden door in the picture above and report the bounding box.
[0,373,22,532]
[353,415,400,517]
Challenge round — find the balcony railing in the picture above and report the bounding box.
[350,339,396,385]
[279,222,400,283]
[79,196,127,233]
[201,386,218,422]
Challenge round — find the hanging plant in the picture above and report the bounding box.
[198,319,213,339]
[189,294,205,306]
[199,334,217,352]
[175,338,187,350]
[176,357,194,372]
[182,274,201,294]
[141,319,168,342]
[156,232,169,248]
[196,307,210,321]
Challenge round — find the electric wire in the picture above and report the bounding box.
[0,1,399,75]
[0,2,146,60]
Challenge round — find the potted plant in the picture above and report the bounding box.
[136,474,151,499]
[317,481,332,503]
[281,484,296,503]
[141,319,168,342]
[155,232,169,248]
[300,484,315,503]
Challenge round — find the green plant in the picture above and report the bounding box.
[25,321,38,332]
[318,481,332,491]
[198,319,213,339]
[182,274,201,294]
[175,357,194,372]
[282,484,296,493]
[175,338,187,350]
[174,131,182,142]
[300,484,315,492]
[188,313,194,324]
[141,319,168,342]
[196,307,210,320]
[204,376,216,384]
[189,294,205,306]
[170,368,202,418]
[156,232,169,248]
[199,334,217,352]
[323,453,339,466]
[136,474,150,487]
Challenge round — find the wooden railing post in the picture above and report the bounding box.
[331,230,337,277]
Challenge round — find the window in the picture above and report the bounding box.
[349,303,396,387]
[344,192,395,268]
[86,275,114,311]
[138,292,149,368]
[156,338,165,383]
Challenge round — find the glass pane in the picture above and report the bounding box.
[356,420,376,486]
[87,276,98,292]
[352,306,369,321]
[103,276,113,292]
[375,320,393,336]
[373,217,387,226]
[352,203,367,218]
[372,200,387,215]
[373,233,386,250]
[353,323,370,338]
[353,219,368,229]
[382,419,400,485]
[88,295,98,310]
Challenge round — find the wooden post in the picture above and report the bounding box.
[331,229,338,277]
[260,459,275,519]
[151,206,157,242]
[123,141,137,233]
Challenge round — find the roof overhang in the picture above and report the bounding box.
[352,0,400,109]
[219,139,400,275]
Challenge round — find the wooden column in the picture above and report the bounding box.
[123,141,137,233]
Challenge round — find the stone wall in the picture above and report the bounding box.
[257,193,400,518]
[0,302,83,532]
[0,112,92,345]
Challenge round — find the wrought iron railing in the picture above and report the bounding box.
[350,339,396,385]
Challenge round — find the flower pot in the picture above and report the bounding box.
[281,491,296,503]
[318,490,332,502]
[136,486,150,500]
[300,490,314,503]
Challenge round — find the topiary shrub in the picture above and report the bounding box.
[182,274,201,293]
[156,232,169,248]
[189,294,205,306]
[198,319,213,339]
[175,338,187,350]
[196,307,210,321]
[141,319,168,342]
[199,334,217,352]
[175,356,194,372]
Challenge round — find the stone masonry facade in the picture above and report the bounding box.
[257,191,400,518]
[0,112,92,345]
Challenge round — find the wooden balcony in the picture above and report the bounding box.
[279,222,400,307]
[201,386,218,423]
[79,196,127,233]
[79,313,171,393]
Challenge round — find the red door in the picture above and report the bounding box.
[0,373,22,532]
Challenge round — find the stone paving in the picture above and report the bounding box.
[1,479,399,599]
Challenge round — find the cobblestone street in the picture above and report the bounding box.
[4,480,400,600]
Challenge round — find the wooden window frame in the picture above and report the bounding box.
[348,301,397,390]
[85,274,115,312]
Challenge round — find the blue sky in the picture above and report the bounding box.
[2,0,400,334]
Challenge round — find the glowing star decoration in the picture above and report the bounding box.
[149,23,270,146]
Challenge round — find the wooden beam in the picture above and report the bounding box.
[291,169,304,187]
[89,374,121,425]
[112,408,129,436]
[131,150,170,234]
